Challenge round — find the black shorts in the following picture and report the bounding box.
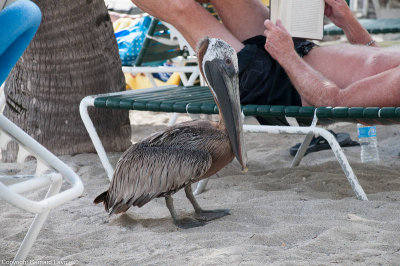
[238,35,316,108]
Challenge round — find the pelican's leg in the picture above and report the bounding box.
[165,195,206,229]
[185,185,230,222]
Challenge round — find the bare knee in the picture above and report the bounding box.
[171,0,199,17]
[155,0,198,18]
[365,51,400,75]
[131,0,198,24]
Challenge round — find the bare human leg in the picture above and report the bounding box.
[210,0,270,42]
[131,0,244,52]
[131,0,272,50]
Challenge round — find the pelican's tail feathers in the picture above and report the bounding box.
[94,191,108,204]
[109,200,130,216]
[94,191,112,213]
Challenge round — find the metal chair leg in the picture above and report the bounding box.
[80,96,114,181]
[290,112,319,167]
[290,133,314,168]
[194,179,209,195]
[244,124,368,201]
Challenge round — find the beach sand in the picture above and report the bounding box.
[1,111,400,265]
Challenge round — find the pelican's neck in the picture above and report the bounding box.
[217,112,229,134]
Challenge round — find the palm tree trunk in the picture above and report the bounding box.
[3,0,131,157]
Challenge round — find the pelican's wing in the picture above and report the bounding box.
[105,143,212,214]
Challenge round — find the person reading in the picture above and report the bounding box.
[130,0,400,110]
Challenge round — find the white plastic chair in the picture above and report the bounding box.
[0,110,84,261]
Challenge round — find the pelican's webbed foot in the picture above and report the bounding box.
[174,217,207,229]
[194,209,230,221]
[165,195,207,229]
[185,185,230,222]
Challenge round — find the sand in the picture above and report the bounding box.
[1,111,400,265]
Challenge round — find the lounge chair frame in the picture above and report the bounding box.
[78,85,400,201]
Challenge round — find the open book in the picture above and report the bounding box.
[269,0,325,40]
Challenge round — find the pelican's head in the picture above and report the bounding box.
[197,37,247,172]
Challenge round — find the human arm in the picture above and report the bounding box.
[264,20,400,107]
[264,20,340,106]
[324,0,378,47]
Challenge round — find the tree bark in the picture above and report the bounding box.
[3,0,131,157]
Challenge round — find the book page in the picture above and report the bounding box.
[269,0,324,40]
[270,0,287,24]
[290,0,324,39]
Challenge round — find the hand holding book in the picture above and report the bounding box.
[267,0,376,47]
[264,19,297,64]
[324,0,376,46]
[324,0,355,30]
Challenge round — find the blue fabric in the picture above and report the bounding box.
[0,0,41,84]
[152,61,174,81]
[115,16,151,66]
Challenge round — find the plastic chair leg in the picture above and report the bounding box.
[13,174,62,262]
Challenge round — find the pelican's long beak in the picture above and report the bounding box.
[198,38,248,172]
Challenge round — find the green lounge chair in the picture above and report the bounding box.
[324,0,400,36]
[80,85,400,201]
[324,18,400,36]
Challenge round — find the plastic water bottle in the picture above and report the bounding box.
[357,124,380,163]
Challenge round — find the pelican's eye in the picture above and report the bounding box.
[225,58,232,65]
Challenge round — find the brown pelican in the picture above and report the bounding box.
[94,37,247,228]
